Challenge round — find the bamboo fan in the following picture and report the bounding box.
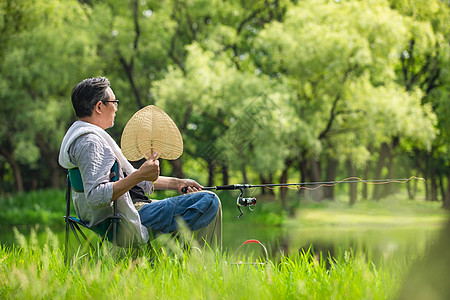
[121,105,183,161]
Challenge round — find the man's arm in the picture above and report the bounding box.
[112,153,160,201]
[153,176,203,194]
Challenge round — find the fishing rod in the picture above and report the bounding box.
[182,177,425,219]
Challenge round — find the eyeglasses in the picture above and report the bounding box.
[102,99,119,109]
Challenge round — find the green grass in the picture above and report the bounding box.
[1,190,449,299]
[293,194,449,228]
[1,188,447,228]
[0,189,65,226]
[0,228,405,300]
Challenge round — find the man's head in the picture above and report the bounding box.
[71,76,118,129]
[71,77,111,118]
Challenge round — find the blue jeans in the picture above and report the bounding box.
[138,191,220,234]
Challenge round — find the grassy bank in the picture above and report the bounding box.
[1,189,448,256]
[0,189,286,227]
[0,228,404,299]
[1,190,449,299]
[0,189,65,226]
[1,188,447,228]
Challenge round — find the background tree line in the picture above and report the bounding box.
[0,0,448,208]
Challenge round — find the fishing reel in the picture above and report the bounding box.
[236,189,256,219]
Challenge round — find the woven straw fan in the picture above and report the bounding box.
[121,105,183,161]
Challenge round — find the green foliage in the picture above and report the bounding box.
[0,0,100,191]
[0,0,448,201]
[0,189,65,226]
[152,42,296,176]
[390,0,450,171]
[253,0,438,165]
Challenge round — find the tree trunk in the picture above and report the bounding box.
[221,163,229,186]
[0,147,23,193]
[373,143,389,200]
[384,138,398,197]
[207,161,215,187]
[35,134,65,189]
[279,158,294,210]
[439,174,445,203]
[385,149,395,196]
[425,166,431,201]
[362,163,370,200]
[0,161,4,188]
[259,173,275,195]
[309,159,323,200]
[406,180,417,200]
[169,158,185,179]
[298,159,308,197]
[48,158,62,189]
[118,0,144,109]
[11,159,24,193]
[431,176,438,202]
[324,157,338,200]
[242,162,248,184]
[347,159,357,205]
[443,173,450,209]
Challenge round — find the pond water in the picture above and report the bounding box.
[1,221,443,266]
[224,222,443,264]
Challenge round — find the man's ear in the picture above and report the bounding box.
[94,101,103,114]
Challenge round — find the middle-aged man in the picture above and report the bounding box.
[59,76,222,250]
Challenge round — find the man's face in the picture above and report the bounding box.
[103,87,118,129]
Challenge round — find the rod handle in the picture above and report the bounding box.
[181,186,216,193]
[181,184,251,193]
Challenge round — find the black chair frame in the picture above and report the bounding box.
[64,175,121,263]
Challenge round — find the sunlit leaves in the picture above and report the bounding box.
[0,0,447,191]
[253,0,438,169]
[0,0,98,169]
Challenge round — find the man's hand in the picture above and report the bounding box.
[138,152,160,182]
[178,179,203,194]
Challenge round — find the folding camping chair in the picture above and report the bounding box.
[63,164,162,265]
[63,163,122,263]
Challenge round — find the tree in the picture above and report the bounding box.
[0,0,447,202]
[0,0,99,191]
[390,0,450,203]
[253,0,438,203]
[152,43,295,188]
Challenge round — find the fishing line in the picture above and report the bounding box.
[181,176,426,218]
[260,176,426,191]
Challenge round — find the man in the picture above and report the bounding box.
[59,76,221,249]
